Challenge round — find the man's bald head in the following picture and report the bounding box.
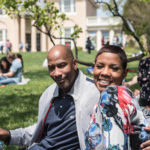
[48,44,74,61]
[47,44,78,94]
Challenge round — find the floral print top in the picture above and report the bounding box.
[85,86,150,150]
[138,57,150,101]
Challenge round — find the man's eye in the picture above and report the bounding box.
[48,67,54,70]
[59,64,66,68]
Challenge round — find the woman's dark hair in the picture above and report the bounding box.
[16,54,24,70]
[95,45,127,70]
[0,57,11,73]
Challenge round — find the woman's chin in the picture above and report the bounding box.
[97,86,108,92]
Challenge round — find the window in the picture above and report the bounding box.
[73,0,76,12]
[36,33,41,51]
[59,0,62,12]
[59,0,76,13]
[0,30,2,39]
[26,33,31,50]
[64,28,71,48]
[0,9,3,15]
[64,0,71,12]
[65,28,71,37]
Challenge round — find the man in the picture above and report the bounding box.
[0,52,22,85]
[0,45,100,150]
[0,45,150,150]
[0,39,4,54]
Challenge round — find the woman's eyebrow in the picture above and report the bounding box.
[110,64,120,67]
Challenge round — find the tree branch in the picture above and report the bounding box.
[96,0,146,56]
[44,24,55,46]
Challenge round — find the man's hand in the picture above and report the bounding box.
[141,126,150,150]
[0,73,2,76]
[0,128,10,141]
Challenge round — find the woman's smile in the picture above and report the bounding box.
[94,52,127,92]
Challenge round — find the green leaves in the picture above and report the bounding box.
[71,24,83,39]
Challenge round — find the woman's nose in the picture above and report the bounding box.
[101,67,110,76]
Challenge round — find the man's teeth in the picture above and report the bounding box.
[100,80,109,84]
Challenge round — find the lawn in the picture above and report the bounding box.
[0,48,141,150]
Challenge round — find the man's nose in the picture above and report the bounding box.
[53,68,62,77]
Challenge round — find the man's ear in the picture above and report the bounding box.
[73,59,78,70]
[122,67,128,80]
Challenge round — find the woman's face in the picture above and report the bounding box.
[94,52,128,92]
[1,60,7,69]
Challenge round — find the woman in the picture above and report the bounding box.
[0,57,11,73]
[85,45,150,150]
[16,54,24,71]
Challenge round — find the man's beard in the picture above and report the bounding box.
[58,82,70,89]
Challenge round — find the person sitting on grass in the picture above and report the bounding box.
[0,52,22,85]
[16,54,24,71]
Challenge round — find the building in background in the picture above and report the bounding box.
[0,0,126,52]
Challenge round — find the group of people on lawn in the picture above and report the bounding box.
[0,44,150,150]
[0,52,23,86]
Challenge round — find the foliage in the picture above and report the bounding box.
[95,0,146,63]
[72,46,83,51]
[123,0,150,46]
[127,39,135,48]
[140,0,150,1]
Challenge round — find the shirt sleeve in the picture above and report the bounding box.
[10,62,17,73]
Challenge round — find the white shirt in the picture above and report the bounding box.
[0,41,4,47]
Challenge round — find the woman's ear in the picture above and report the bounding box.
[93,62,95,68]
[122,67,128,80]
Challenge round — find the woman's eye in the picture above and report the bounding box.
[112,67,119,71]
[96,65,103,69]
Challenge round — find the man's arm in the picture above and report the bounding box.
[0,71,14,77]
[0,124,37,146]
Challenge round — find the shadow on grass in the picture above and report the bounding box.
[0,93,40,129]
[23,69,49,79]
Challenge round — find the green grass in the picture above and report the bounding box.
[0,49,141,149]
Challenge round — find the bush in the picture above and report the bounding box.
[72,46,83,51]
[127,39,135,48]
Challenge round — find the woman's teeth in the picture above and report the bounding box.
[100,80,110,84]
